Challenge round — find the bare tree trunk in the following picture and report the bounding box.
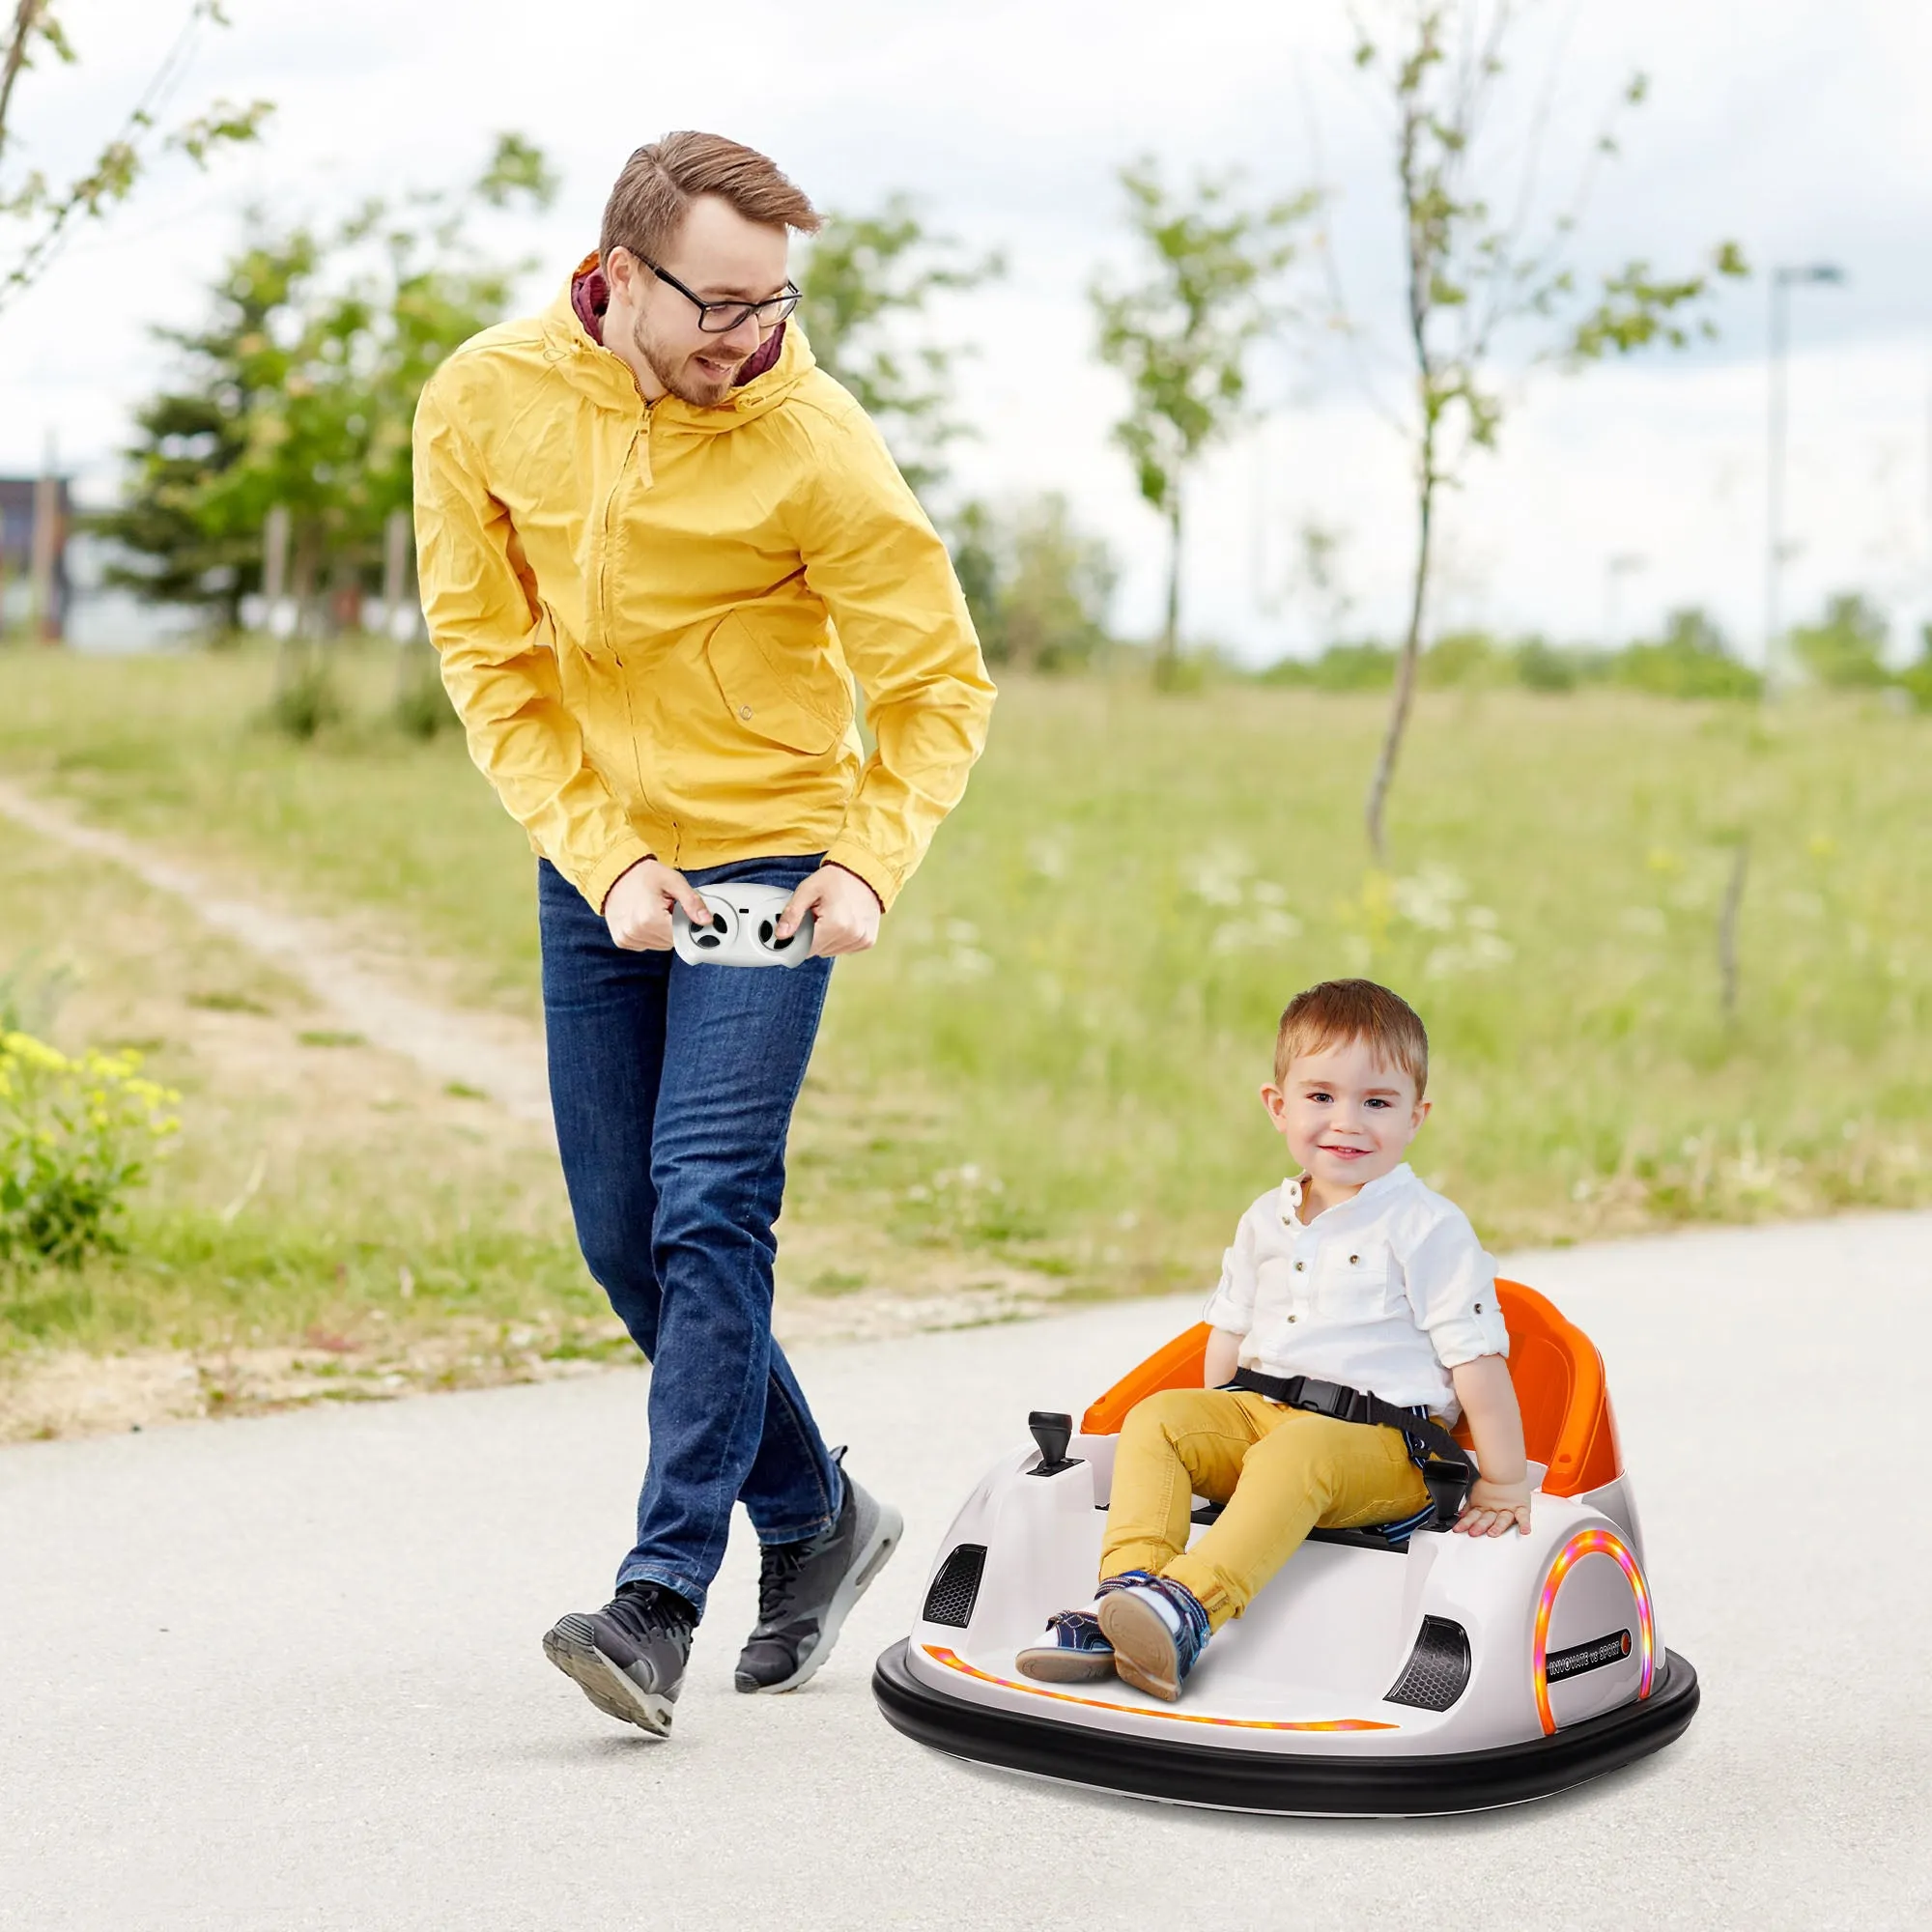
[1364,466,1434,861]
[28,459,60,644]
[1718,837,1749,1020]
[1156,496,1182,687]
[1365,67,1439,863]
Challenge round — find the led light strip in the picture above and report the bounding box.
[1532,1527,1655,1736]
[923,1645,1398,1733]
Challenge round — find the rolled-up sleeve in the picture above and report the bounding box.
[1399,1208,1509,1368]
[1201,1208,1262,1335]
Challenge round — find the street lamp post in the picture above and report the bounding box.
[1765,263,1846,692]
[1604,552,1646,650]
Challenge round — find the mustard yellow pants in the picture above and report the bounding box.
[1099,1387,1433,1633]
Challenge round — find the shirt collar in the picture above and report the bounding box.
[1279,1162,1416,1225]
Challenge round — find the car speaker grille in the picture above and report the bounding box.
[1384,1615,1472,1710]
[921,1544,987,1628]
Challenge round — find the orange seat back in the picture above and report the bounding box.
[1077,1278,1621,1498]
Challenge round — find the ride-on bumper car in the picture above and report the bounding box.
[873,1280,1698,1815]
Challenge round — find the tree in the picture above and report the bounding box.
[1350,1,1748,857]
[1900,626,1932,713]
[1614,608,1760,699]
[797,193,1002,495]
[90,225,319,629]
[1091,158,1315,686]
[951,494,1118,672]
[94,134,556,631]
[1789,591,1889,689]
[1,1,269,313]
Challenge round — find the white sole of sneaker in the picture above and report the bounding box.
[542,1615,674,1737]
[749,1499,903,1695]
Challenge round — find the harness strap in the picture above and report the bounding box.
[1226,1366,1477,1529]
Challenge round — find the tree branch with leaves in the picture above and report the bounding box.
[798,193,1003,497]
[0,0,270,315]
[95,133,558,635]
[1091,158,1316,686]
[1350,0,1747,857]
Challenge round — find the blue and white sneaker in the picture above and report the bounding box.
[1015,1609,1114,1683]
[1096,1572,1212,1702]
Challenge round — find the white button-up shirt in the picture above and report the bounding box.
[1201,1163,1508,1420]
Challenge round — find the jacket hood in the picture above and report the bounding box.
[541,251,816,432]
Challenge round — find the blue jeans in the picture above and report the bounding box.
[538,854,844,1618]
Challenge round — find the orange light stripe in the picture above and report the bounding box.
[1531,1527,1655,1736]
[922,1646,1399,1733]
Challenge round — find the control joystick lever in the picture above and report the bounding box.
[1028,1410,1082,1477]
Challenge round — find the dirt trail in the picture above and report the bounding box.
[0,777,554,1133]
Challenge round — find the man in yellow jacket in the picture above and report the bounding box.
[412,131,994,1738]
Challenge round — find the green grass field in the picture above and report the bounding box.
[3,642,1928,1369]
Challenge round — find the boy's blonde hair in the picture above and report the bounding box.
[1274,979,1429,1097]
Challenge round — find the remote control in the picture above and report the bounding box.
[671,880,815,968]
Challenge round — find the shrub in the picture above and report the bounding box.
[1308,640,1397,690]
[951,495,1119,672]
[1790,591,1891,690]
[264,651,344,741]
[1614,608,1762,700]
[1899,626,1932,713]
[0,1034,181,1270]
[1255,653,1313,686]
[393,652,459,739]
[1421,629,1506,688]
[1514,637,1591,693]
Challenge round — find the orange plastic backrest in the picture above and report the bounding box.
[1077,1278,1621,1498]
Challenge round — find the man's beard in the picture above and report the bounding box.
[630,312,739,408]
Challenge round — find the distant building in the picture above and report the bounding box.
[0,474,71,640]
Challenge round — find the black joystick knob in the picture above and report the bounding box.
[1028,1409,1081,1477]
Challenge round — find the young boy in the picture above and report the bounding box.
[1018,978,1532,1702]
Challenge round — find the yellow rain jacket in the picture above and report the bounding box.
[412,267,994,913]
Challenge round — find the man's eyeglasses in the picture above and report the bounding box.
[643,258,801,334]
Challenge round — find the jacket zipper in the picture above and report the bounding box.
[596,409,647,652]
[608,405,677,857]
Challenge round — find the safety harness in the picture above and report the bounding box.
[1227,1366,1478,1536]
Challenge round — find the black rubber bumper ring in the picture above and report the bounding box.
[871,1638,1699,1816]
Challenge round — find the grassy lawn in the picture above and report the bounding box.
[0,808,615,1419]
[3,641,1928,1378]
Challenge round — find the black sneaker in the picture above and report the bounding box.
[734,1455,902,1693]
[542,1581,696,1737]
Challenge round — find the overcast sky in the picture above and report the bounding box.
[4,0,1929,660]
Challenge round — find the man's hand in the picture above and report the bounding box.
[604,857,712,952]
[1453,1476,1532,1538]
[778,864,882,957]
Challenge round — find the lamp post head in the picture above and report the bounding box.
[1775,262,1847,287]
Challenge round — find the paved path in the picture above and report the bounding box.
[4,1213,1928,1930]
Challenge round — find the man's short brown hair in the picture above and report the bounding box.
[1273,979,1430,1097]
[599,132,821,266]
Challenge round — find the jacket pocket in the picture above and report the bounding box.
[703,608,851,755]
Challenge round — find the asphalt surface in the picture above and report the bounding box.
[4,1213,1929,1931]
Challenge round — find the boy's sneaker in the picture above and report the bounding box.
[542,1580,695,1737]
[1015,1609,1115,1683]
[734,1454,902,1693]
[1096,1572,1212,1702]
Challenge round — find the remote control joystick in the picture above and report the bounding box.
[1028,1409,1081,1477]
[671,882,814,970]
